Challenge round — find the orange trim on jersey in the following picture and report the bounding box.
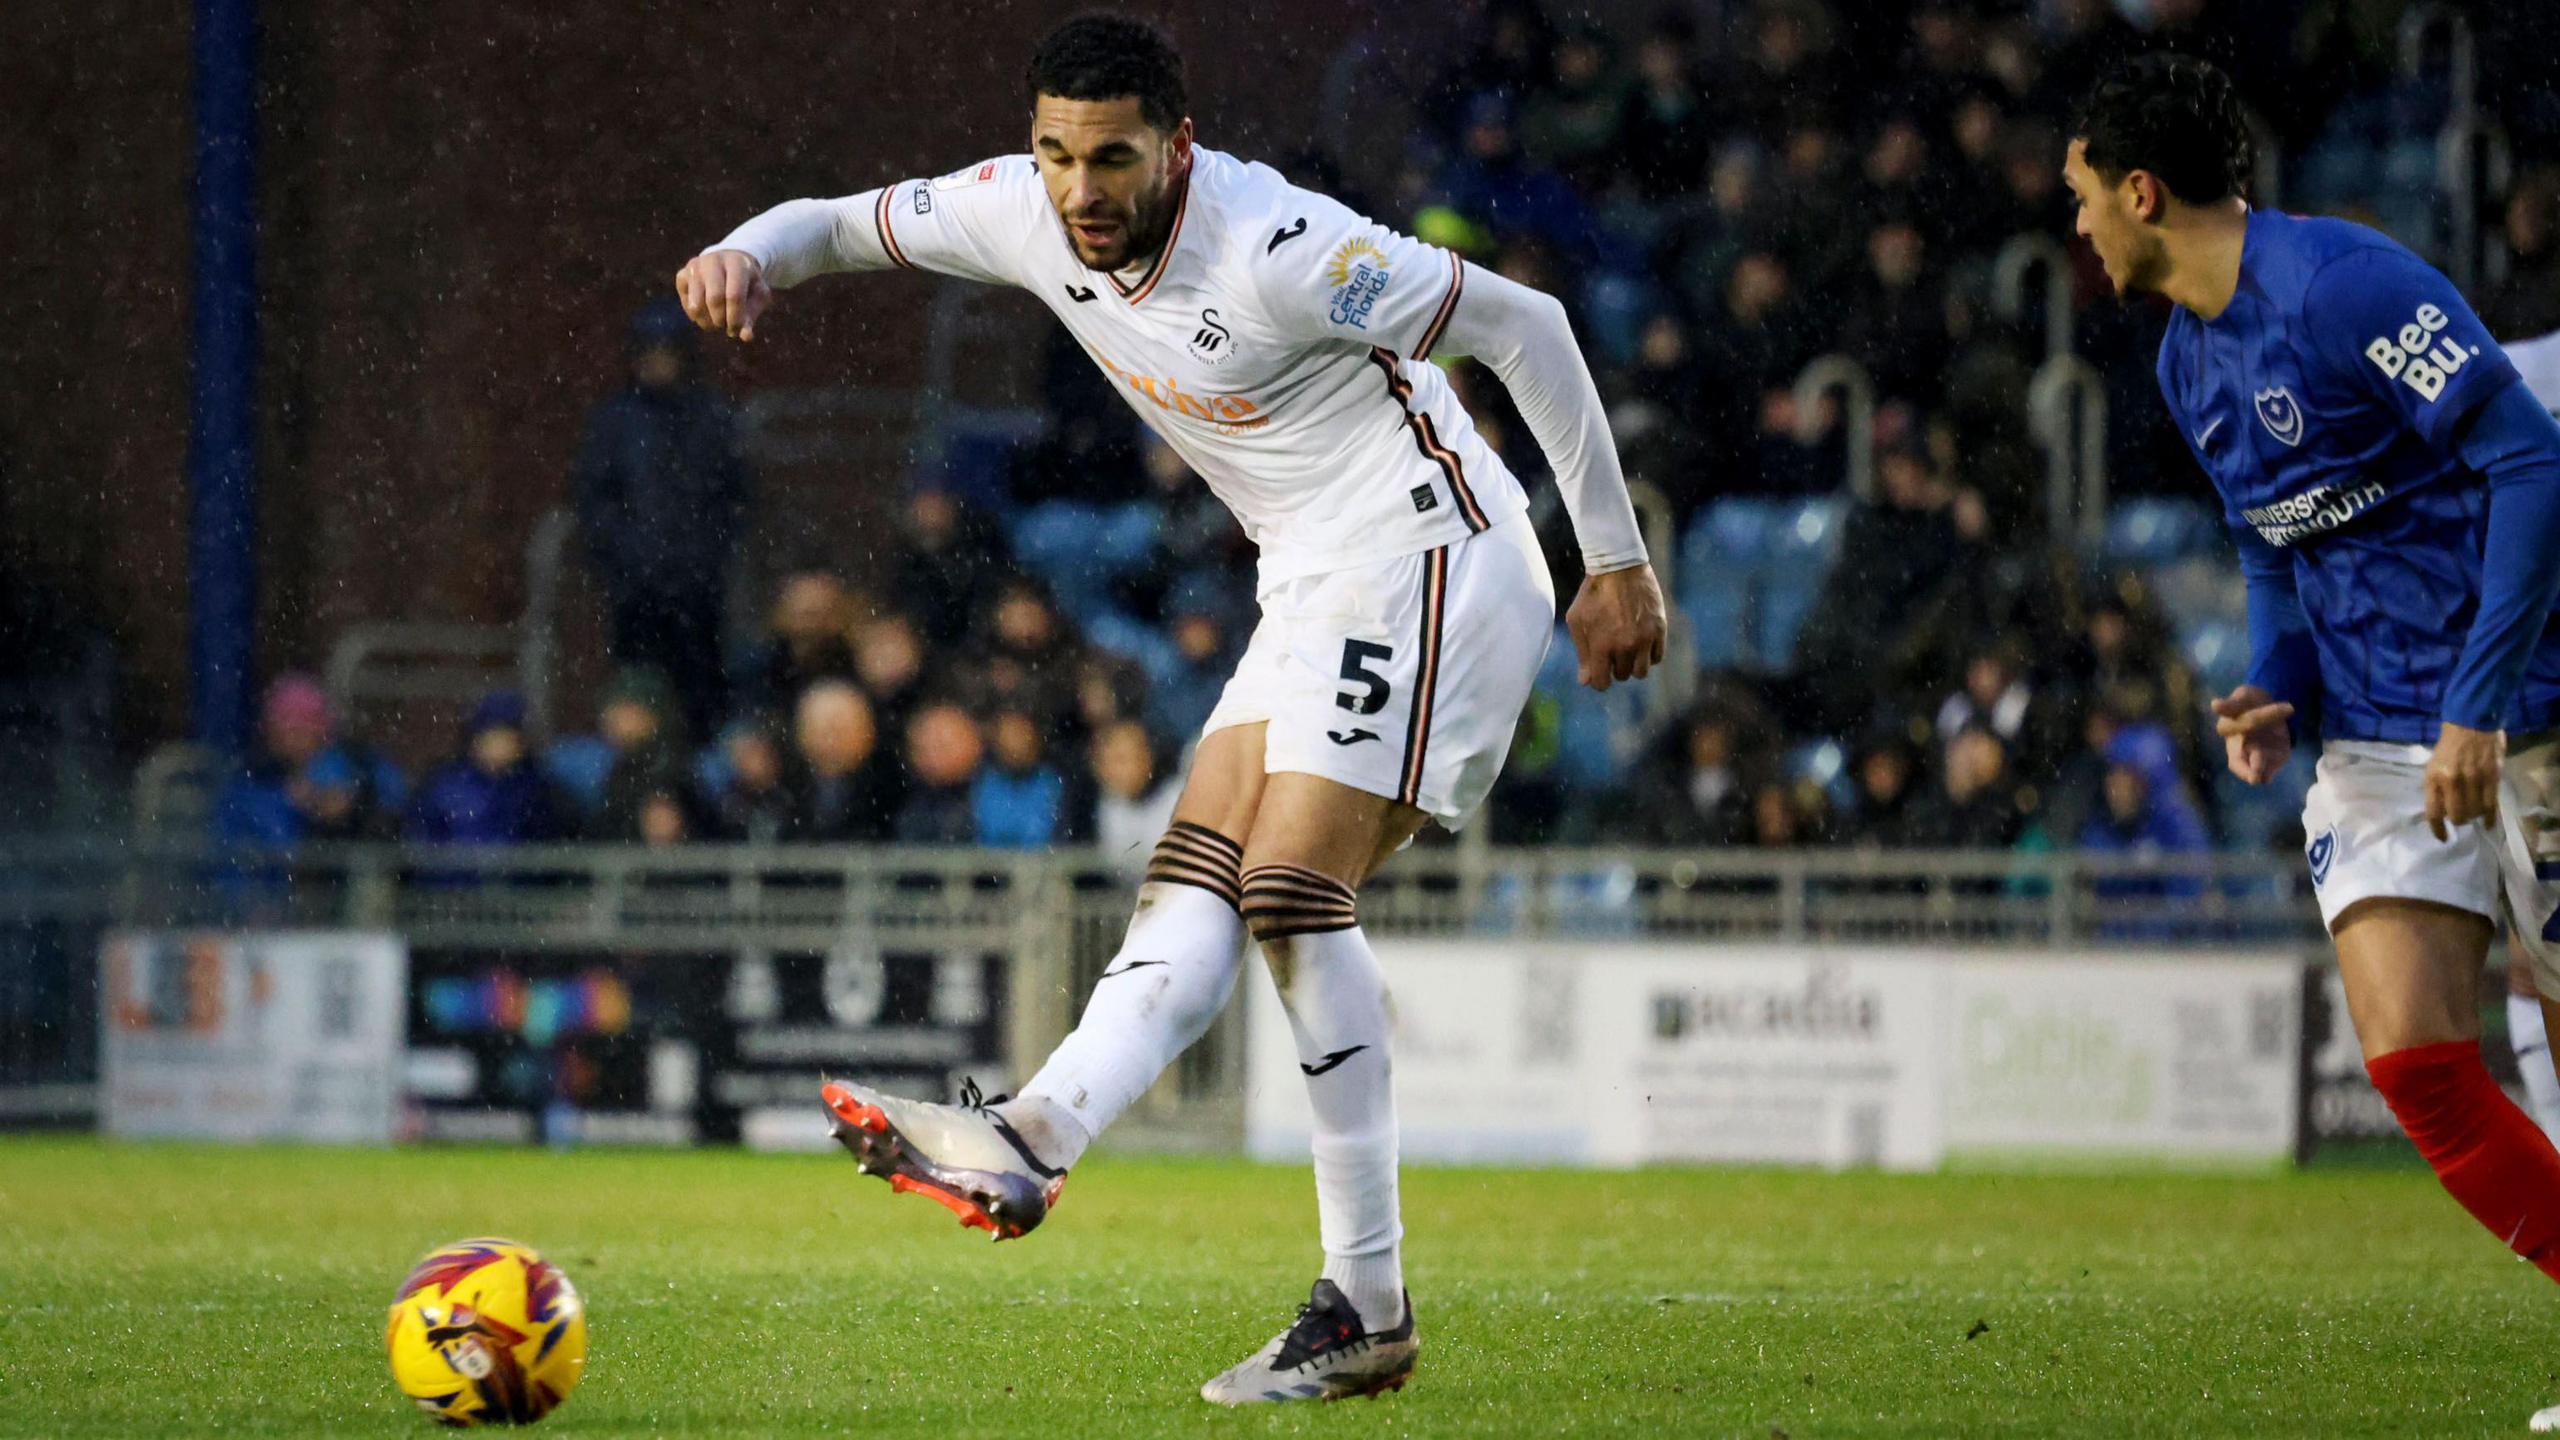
[1414,251,1464,361]
[1397,546,1450,807]
[875,187,914,270]
[1109,171,1191,305]
[1366,347,1489,532]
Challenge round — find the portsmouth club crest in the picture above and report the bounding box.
[2307,827,2337,890]
[2254,385,2305,448]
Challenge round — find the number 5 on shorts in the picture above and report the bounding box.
[1336,640,1394,715]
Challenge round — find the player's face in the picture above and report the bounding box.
[1032,94,1193,272]
[2062,140,2166,297]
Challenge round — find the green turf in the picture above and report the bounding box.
[1,1139,2554,1437]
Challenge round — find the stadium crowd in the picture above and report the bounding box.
[216,0,2560,862]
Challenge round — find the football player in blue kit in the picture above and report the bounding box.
[2064,56,2560,1424]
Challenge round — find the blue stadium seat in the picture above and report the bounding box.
[1682,587,1750,670]
[2181,618,2251,697]
[2101,498,2221,567]
[1754,498,1844,668]
[1784,737,1855,813]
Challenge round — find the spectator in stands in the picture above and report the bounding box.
[1615,13,1716,202]
[1792,434,1981,731]
[793,681,899,843]
[572,298,749,740]
[211,673,404,847]
[2078,585,2208,804]
[407,692,568,845]
[1625,699,1760,847]
[1520,24,1626,195]
[979,577,1085,738]
[702,719,802,845]
[588,668,692,842]
[1146,578,1240,746]
[1843,725,1924,850]
[1434,93,1596,263]
[2484,167,2560,340]
[1087,717,1181,877]
[1932,637,2064,786]
[1695,252,1819,493]
[636,788,694,848]
[973,707,1068,849]
[1906,726,2027,851]
[1747,775,1834,849]
[1840,217,1950,406]
[740,567,860,720]
[892,485,1003,647]
[2078,723,2211,899]
[851,609,928,743]
[896,703,984,845]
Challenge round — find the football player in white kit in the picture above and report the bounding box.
[674,14,1666,1405]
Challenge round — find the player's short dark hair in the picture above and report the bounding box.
[2070,53,2253,206]
[1026,13,1187,133]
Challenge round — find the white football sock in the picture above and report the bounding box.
[2510,993,2560,1146]
[1241,863,1405,1329]
[1014,823,1245,1169]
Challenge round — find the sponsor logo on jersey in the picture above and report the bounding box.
[932,159,1004,191]
[2363,300,2481,403]
[2307,827,2336,889]
[1094,349,1271,434]
[2253,386,2304,447]
[2240,478,2385,546]
[1324,239,1393,330]
[911,182,932,216]
[1186,307,1234,367]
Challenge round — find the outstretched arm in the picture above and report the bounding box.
[1436,263,1665,689]
[675,159,1032,340]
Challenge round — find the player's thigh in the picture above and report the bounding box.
[2493,728,2560,998]
[2331,897,2494,1058]
[1169,722,1268,844]
[1239,770,1430,890]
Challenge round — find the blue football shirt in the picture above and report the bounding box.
[2157,209,2560,743]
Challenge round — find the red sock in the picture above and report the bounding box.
[2367,1039,2560,1282]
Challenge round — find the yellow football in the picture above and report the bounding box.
[384,1238,587,1427]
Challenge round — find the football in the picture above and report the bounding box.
[384,1238,587,1427]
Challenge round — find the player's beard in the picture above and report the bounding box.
[2113,229,2171,298]
[1069,165,1181,273]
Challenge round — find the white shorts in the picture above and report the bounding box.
[1202,512,1555,828]
[2301,734,2560,993]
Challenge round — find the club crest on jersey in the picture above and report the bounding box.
[2307,827,2336,889]
[2253,386,2304,448]
[1324,239,1393,330]
[1186,307,1234,367]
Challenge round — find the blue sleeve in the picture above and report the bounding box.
[2304,244,2520,453]
[2233,522,2322,736]
[2443,379,2560,730]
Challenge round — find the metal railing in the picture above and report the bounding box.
[324,508,577,740]
[1791,355,1876,503]
[2,839,2324,1136]
[1992,234,2074,364]
[2029,353,2110,550]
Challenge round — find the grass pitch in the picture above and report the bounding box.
[1,1139,2554,1437]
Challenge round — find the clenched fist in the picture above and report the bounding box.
[674,250,773,341]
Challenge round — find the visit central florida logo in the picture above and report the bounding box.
[1324,239,1392,330]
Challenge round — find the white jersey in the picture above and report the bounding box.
[720,147,1633,587]
[2511,329,2560,414]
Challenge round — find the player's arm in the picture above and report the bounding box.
[2215,524,2316,784]
[1242,204,1660,687]
[676,160,1028,340]
[1435,264,1663,689]
[2308,246,2560,832]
